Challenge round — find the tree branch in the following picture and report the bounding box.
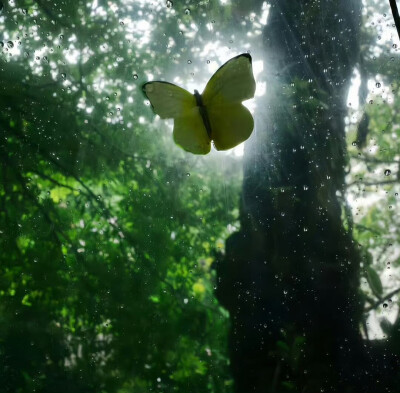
[364,287,400,312]
[30,169,79,192]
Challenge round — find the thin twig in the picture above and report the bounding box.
[349,154,399,165]
[389,0,400,41]
[347,179,398,187]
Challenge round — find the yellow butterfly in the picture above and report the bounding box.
[142,53,256,155]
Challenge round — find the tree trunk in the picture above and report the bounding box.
[216,1,398,392]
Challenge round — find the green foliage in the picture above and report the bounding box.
[0,0,256,392]
[346,0,400,338]
[1,0,400,391]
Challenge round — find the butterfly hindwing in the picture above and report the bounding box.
[173,107,211,155]
[208,102,254,151]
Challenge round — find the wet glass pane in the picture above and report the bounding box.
[1,0,399,392]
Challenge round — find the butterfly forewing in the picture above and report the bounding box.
[142,81,196,119]
[201,53,256,106]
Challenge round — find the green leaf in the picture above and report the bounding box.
[366,266,383,297]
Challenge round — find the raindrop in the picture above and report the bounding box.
[7,41,14,48]
[120,21,124,25]
[61,73,66,79]
[187,59,192,64]
[383,303,388,308]
[59,34,64,40]
[166,0,173,8]
[186,173,190,177]
[184,8,190,15]
[384,169,391,176]
[0,42,3,48]
[206,60,210,64]
[376,82,381,88]
[369,99,373,104]
[0,2,3,13]
[133,73,138,80]
[351,141,357,146]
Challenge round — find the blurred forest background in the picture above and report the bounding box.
[0,0,399,392]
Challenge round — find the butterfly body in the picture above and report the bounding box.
[143,53,256,155]
[193,89,212,139]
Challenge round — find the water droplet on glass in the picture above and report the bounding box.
[206,60,210,64]
[376,82,381,88]
[187,59,192,64]
[7,41,14,48]
[133,74,138,80]
[384,169,391,176]
[61,73,66,79]
[184,8,190,15]
[166,0,173,8]
[352,141,357,146]
[59,34,64,40]
[0,42,4,48]
[369,99,373,104]
[186,173,190,177]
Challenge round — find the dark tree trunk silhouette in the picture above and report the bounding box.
[216,1,399,392]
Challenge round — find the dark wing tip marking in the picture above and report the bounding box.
[237,52,252,63]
